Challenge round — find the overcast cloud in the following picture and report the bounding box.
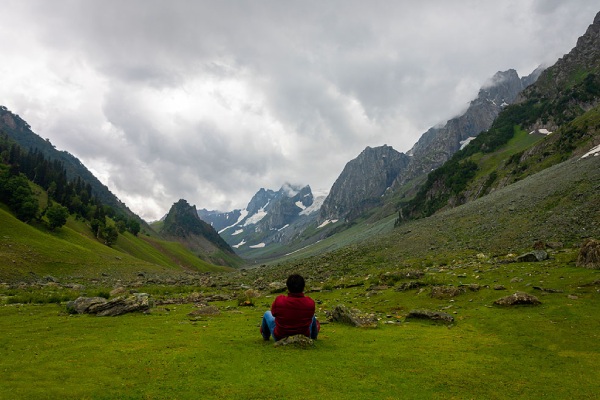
[0,1,597,221]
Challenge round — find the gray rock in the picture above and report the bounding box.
[406,309,454,324]
[188,305,220,316]
[327,305,378,328]
[515,250,548,263]
[395,281,427,292]
[66,296,108,314]
[274,334,314,349]
[494,292,541,306]
[430,285,465,299]
[269,281,287,293]
[67,294,151,316]
[576,239,600,269]
[92,294,151,316]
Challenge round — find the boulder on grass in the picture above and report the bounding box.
[67,294,152,316]
[576,239,600,269]
[406,309,454,324]
[515,250,548,263]
[66,296,107,314]
[430,285,465,299]
[494,292,541,306]
[274,334,314,349]
[327,305,378,328]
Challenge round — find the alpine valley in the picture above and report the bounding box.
[2,9,600,400]
[2,12,600,276]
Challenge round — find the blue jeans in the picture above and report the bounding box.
[261,311,319,341]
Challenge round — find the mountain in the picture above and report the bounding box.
[199,183,326,258]
[398,10,600,222]
[160,199,242,267]
[0,106,147,231]
[398,67,544,187]
[0,106,158,239]
[317,68,540,225]
[319,145,409,223]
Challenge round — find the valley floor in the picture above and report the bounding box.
[1,247,599,399]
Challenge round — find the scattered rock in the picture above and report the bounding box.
[459,283,481,292]
[430,285,465,299]
[395,281,427,292]
[533,286,563,293]
[567,294,579,300]
[43,275,59,283]
[576,239,600,269]
[327,305,378,328]
[379,269,424,285]
[269,282,287,293]
[274,334,314,349]
[510,277,523,283]
[406,309,454,324]
[188,305,220,316]
[515,250,548,263]
[494,292,541,306]
[493,285,507,290]
[110,287,128,297]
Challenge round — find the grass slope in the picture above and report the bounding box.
[0,208,230,281]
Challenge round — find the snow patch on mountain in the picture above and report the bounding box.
[233,239,246,248]
[218,209,248,233]
[244,205,268,226]
[460,137,476,150]
[582,144,600,159]
[318,219,338,228]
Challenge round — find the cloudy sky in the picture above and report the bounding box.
[0,1,597,221]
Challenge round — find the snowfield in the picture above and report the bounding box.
[582,144,600,159]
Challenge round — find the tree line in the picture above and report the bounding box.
[0,132,140,245]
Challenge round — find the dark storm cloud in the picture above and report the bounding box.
[0,0,598,220]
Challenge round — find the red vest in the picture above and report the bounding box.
[271,292,315,339]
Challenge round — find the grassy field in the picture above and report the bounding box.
[1,247,599,400]
[0,208,230,282]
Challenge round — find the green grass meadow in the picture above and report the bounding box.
[1,251,599,400]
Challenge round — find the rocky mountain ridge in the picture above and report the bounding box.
[397,10,600,222]
[317,68,541,224]
[161,199,241,267]
[198,183,326,256]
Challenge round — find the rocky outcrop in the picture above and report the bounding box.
[406,309,454,324]
[320,145,409,222]
[273,334,314,348]
[494,292,541,306]
[515,250,549,263]
[326,305,378,328]
[577,239,600,269]
[66,294,151,316]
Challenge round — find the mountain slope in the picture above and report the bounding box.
[398,10,600,222]
[0,106,151,234]
[160,199,243,268]
[398,68,544,187]
[320,145,409,223]
[317,68,540,227]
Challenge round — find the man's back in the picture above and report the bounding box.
[271,292,315,338]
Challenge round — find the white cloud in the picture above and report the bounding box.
[0,0,597,221]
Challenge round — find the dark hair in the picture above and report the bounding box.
[286,274,305,293]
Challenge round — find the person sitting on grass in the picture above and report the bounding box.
[260,274,320,341]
